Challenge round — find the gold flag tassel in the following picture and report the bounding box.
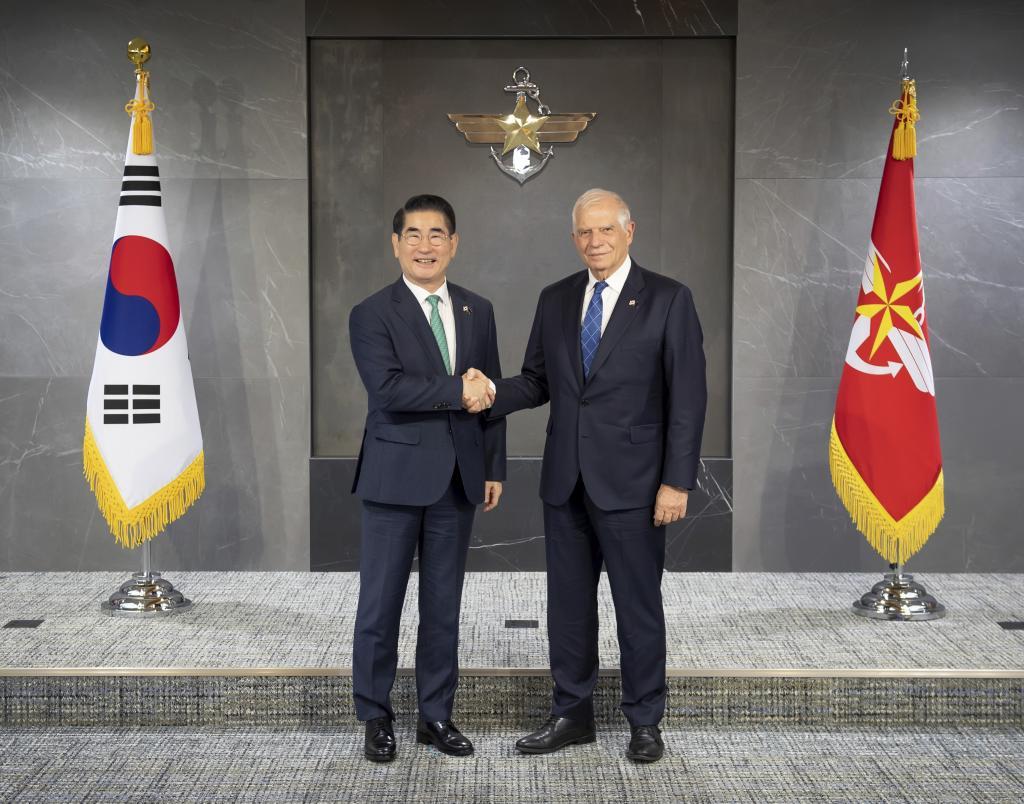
[828,418,944,564]
[83,420,205,548]
[124,68,155,155]
[888,78,919,161]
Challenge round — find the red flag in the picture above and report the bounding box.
[830,79,943,564]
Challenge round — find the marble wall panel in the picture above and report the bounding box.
[309,40,385,457]
[736,0,1024,179]
[0,0,306,180]
[311,457,732,571]
[733,376,1024,572]
[0,179,309,381]
[0,180,117,378]
[733,0,1024,570]
[0,0,310,571]
[660,39,735,454]
[0,376,309,571]
[733,177,1024,381]
[307,0,737,37]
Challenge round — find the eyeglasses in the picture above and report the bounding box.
[401,231,450,247]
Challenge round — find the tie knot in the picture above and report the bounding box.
[593,281,608,295]
[426,294,441,310]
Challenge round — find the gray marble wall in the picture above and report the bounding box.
[733,0,1024,570]
[4,0,1022,573]
[0,1,310,570]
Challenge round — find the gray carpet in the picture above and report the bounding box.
[2,724,1023,802]
[2,572,1024,672]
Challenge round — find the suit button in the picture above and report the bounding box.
[581,400,589,407]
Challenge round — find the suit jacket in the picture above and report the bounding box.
[490,262,706,510]
[349,277,506,507]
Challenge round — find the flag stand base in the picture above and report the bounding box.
[852,571,946,620]
[101,571,193,616]
[100,542,191,616]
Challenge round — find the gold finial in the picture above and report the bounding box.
[127,38,151,73]
[125,38,155,154]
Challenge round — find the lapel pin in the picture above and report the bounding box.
[462,305,472,314]
[628,299,636,307]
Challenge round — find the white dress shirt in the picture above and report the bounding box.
[403,276,456,372]
[580,255,632,336]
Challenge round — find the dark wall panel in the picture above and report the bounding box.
[311,38,733,458]
[307,0,737,38]
[312,458,732,571]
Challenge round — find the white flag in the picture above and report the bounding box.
[83,68,204,547]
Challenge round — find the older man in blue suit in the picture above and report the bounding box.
[468,188,707,763]
[349,194,505,762]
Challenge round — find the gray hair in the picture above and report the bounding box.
[571,188,632,232]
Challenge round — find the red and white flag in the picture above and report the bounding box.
[829,78,943,563]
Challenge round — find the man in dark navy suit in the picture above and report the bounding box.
[469,188,706,763]
[349,194,505,762]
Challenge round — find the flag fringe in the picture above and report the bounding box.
[83,419,205,548]
[828,417,943,564]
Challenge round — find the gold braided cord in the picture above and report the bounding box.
[828,417,943,564]
[888,78,919,160]
[83,419,204,548]
[124,70,155,155]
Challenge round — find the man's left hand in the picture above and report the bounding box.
[653,484,688,527]
[483,481,503,512]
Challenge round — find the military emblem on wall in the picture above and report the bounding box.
[448,67,596,184]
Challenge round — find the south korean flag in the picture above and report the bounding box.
[83,70,204,547]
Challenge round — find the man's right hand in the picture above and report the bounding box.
[462,368,494,413]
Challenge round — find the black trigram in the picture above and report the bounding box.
[103,384,161,424]
[119,165,161,206]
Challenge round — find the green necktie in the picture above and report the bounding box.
[426,295,452,374]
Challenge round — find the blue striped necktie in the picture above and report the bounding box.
[581,280,607,379]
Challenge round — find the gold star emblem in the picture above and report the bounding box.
[855,252,924,359]
[495,96,549,155]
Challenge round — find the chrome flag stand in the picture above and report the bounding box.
[101,537,192,617]
[853,544,945,620]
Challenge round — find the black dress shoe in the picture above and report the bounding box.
[416,718,474,756]
[515,716,596,754]
[363,716,396,762]
[626,724,664,763]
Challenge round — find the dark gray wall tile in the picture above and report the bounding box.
[661,39,735,455]
[0,376,308,571]
[307,0,737,37]
[0,178,309,381]
[734,177,1024,380]
[158,377,310,571]
[312,457,731,571]
[736,0,1024,179]
[311,38,733,458]
[0,179,118,377]
[0,0,306,179]
[733,376,1024,572]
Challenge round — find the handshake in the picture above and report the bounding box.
[461,367,494,413]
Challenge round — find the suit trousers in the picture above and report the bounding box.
[352,468,475,723]
[543,476,667,727]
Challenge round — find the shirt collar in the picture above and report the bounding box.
[403,275,450,306]
[587,255,631,294]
